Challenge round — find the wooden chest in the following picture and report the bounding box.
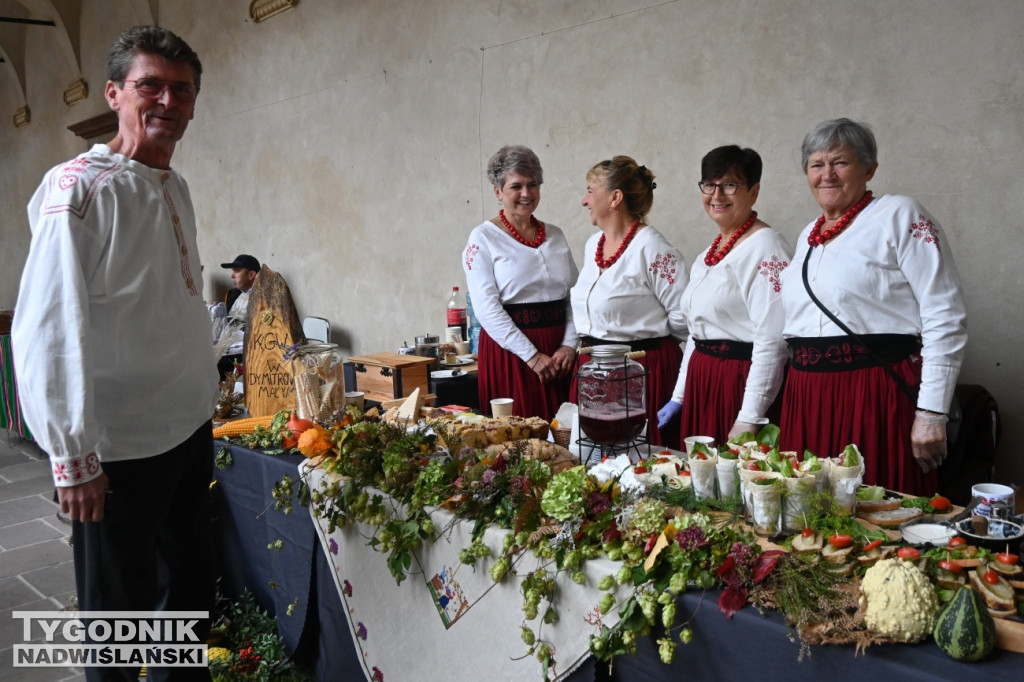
[345,353,434,404]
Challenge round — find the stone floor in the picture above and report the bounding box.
[0,431,83,681]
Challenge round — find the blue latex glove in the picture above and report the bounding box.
[657,400,683,429]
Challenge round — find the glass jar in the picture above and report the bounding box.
[288,343,344,425]
[576,344,647,445]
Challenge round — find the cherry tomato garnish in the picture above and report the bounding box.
[948,536,967,548]
[897,547,920,560]
[828,533,853,548]
[938,560,963,574]
[929,496,952,512]
[758,443,771,453]
[984,569,1000,585]
[801,527,815,538]
[995,552,1020,566]
[863,539,883,551]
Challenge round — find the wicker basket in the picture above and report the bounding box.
[551,426,572,449]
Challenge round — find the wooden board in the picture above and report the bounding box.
[243,265,305,417]
[994,618,1024,653]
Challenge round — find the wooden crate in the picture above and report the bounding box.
[346,352,435,405]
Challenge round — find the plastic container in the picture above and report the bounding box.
[446,286,468,341]
[466,291,482,354]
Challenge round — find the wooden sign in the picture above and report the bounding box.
[243,265,305,417]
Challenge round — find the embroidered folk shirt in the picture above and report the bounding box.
[462,220,578,362]
[570,226,689,342]
[779,193,967,413]
[13,145,219,486]
[670,227,793,424]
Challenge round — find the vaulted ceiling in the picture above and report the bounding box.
[0,0,155,108]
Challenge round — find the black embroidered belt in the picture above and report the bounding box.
[503,300,567,329]
[580,335,668,352]
[694,338,754,360]
[787,334,919,372]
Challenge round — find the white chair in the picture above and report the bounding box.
[302,316,330,344]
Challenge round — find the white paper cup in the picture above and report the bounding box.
[446,326,463,342]
[490,398,514,417]
[971,483,1015,519]
[454,341,470,355]
[344,391,365,409]
[684,435,715,455]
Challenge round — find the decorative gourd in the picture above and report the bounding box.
[859,558,938,642]
[932,586,996,661]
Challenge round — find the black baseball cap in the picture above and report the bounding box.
[220,254,261,272]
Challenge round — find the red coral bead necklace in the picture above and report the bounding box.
[595,220,640,269]
[807,191,873,246]
[499,209,545,248]
[705,211,758,266]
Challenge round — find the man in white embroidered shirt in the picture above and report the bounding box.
[12,26,217,681]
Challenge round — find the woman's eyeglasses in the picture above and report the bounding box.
[697,181,745,196]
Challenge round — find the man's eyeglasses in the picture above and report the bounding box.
[120,78,198,103]
[698,181,745,196]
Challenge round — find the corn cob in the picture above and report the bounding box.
[213,415,275,439]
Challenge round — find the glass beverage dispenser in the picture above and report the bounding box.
[576,345,647,445]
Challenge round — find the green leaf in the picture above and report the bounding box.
[756,424,780,448]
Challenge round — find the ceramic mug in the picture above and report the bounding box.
[970,483,1015,519]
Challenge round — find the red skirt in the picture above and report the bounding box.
[679,350,751,446]
[778,355,935,496]
[571,337,683,450]
[477,326,570,421]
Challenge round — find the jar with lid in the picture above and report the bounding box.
[576,345,647,445]
[287,342,344,425]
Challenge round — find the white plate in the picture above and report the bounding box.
[901,522,954,546]
[431,369,467,379]
[440,358,472,367]
[457,354,476,362]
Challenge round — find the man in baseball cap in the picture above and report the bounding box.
[220,254,261,318]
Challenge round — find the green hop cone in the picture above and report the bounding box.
[657,636,677,665]
[616,566,632,585]
[639,592,657,624]
[661,602,676,628]
[668,571,687,595]
[489,556,510,583]
[521,626,536,646]
[598,592,615,615]
[679,627,694,645]
[571,570,586,585]
[598,574,615,591]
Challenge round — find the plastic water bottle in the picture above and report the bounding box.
[446,286,468,341]
[466,292,482,353]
